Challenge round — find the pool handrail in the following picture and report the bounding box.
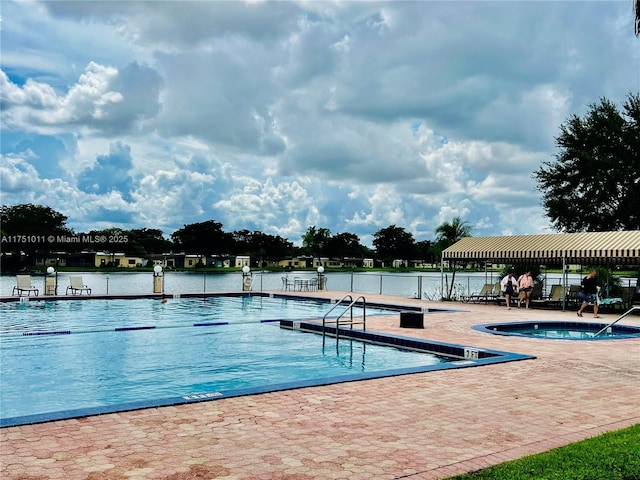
[247,274,262,292]
[593,306,640,337]
[322,295,367,345]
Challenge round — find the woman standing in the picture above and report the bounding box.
[500,272,519,310]
[517,271,534,309]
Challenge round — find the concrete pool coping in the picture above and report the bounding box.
[1,290,639,479]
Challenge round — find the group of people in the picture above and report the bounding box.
[500,271,533,310]
[499,269,600,317]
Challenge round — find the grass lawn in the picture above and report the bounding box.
[448,424,640,479]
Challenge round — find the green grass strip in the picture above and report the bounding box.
[448,424,640,480]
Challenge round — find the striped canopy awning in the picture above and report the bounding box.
[442,230,640,265]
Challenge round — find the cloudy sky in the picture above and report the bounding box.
[1,1,638,246]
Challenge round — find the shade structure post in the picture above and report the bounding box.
[440,253,445,300]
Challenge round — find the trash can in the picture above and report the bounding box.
[400,311,424,328]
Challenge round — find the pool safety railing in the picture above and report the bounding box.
[247,274,262,292]
[322,294,367,346]
[593,305,640,337]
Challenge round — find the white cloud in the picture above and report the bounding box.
[0,0,636,243]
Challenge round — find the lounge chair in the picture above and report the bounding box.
[531,284,565,309]
[531,282,543,300]
[467,283,496,303]
[490,282,502,301]
[66,276,92,295]
[599,286,634,312]
[12,275,39,296]
[566,284,582,306]
[620,286,635,309]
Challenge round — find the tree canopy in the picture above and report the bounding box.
[302,226,331,260]
[534,93,640,232]
[372,225,415,262]
[171,220,233,256]
[0,204,73,239]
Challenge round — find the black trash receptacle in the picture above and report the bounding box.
[400,311,424,328]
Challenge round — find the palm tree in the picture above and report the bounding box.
[636,0,640,36]
[435,217,472,299]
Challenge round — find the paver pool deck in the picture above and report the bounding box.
[1,291,639,479]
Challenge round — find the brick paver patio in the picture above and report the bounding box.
[1,292,638,479]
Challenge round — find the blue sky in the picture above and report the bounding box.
[1,1,638,246]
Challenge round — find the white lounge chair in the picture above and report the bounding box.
[12,275,39,296]
[66,276,92,295]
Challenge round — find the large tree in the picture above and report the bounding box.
[171,220,232,257]
[0,204,72,238]
[326,232,367,259]
[231,229,294,265]
[372,225,415,263]
[0,204,74,271]
[534,94,640,232]
[435,217,472,299]
[302,226,331,260]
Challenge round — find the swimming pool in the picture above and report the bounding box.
[473,321,640,339]
[0,294,533,426]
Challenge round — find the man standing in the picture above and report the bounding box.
[577,270,600,318]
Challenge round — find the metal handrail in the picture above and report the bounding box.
[322,295,366,344]
[247,274,262,292]
[593,306,640,337]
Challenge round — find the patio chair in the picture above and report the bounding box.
[12,275,39,296]
[66,276,92,295]
[281,276,294,291]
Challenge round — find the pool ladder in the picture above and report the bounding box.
[245,274,262,292]
[322,294,366,346]
[593,305,640,337]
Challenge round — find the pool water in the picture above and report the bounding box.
[0,322,450,422]
[0,296,435,424]
[473,321,640,339]
[0,295,395,334]
[1,295,532,426]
